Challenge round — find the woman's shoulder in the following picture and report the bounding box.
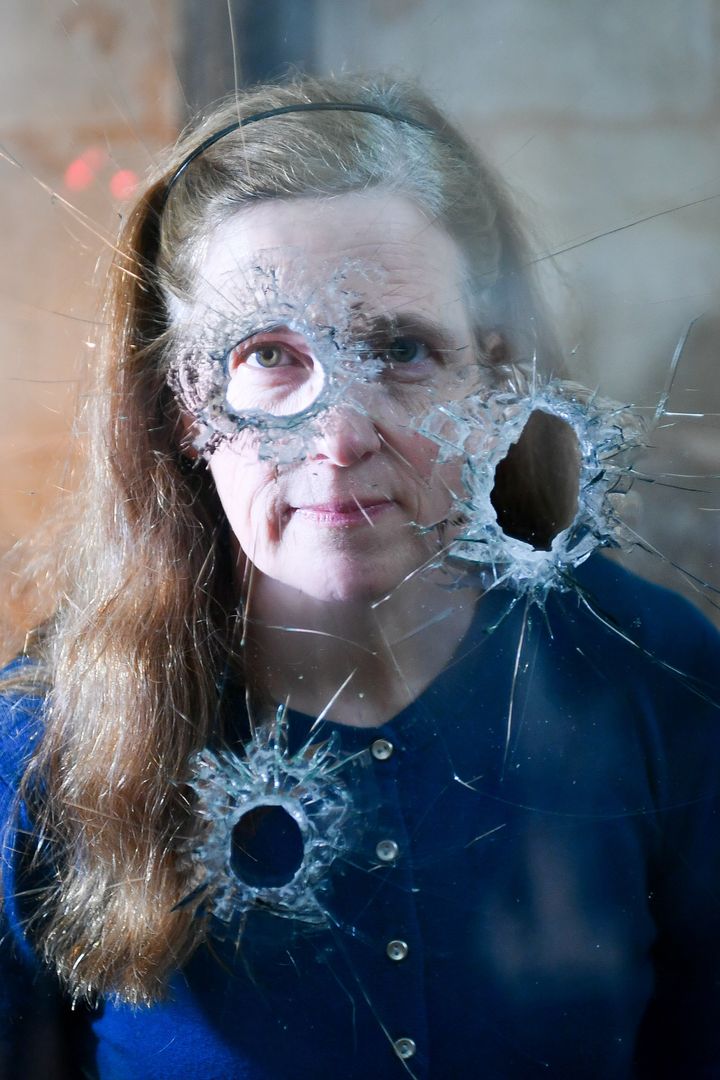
[0,658,46,794]
[0,662,47,972]
[560,552,720,695]
[547,555,720,807]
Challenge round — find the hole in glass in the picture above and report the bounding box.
[490,409,581,551]
[224,347,327,420]
[230,804,305,888]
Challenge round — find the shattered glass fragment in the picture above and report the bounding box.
[165,251,485,462]
[167,255,399,460]
[166,247,669,612]
[180,705,358,926]
[435,378,647,602]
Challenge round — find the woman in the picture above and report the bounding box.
[1,75,718,1079]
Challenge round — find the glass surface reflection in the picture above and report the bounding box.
[0,23,717,1080]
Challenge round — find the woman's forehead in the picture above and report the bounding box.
[190,190,471,322]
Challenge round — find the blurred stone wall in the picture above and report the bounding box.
[0,2,179,641]
[0,1,179,554]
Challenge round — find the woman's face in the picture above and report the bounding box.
[185,191,482,603]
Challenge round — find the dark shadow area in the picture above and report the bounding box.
[231,804,305,887]
[491,409,581,550]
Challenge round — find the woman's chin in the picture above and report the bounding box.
[256,556,420,607]
[244,529,449,609]
[296,572,398,606]
[292,552,445,606]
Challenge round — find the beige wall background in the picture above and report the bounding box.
[0,0,717,624]
[0,1,179,550]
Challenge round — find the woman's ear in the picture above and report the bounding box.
[480,330,510,366]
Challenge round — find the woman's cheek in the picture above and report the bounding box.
[209,448,270,535]
[392,430,458,514]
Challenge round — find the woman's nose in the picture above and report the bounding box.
[310,405,382,467]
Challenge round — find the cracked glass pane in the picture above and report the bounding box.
[0,5,718,1080]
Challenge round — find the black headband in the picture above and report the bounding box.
[161,101,435,210]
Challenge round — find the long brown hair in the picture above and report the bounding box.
[4,73,558,1003]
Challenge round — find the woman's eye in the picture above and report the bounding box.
[228,341,302,372]
[380,337,431,365]
[247,345,291,369]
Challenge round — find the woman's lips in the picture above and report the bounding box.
[291,499,396,527]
